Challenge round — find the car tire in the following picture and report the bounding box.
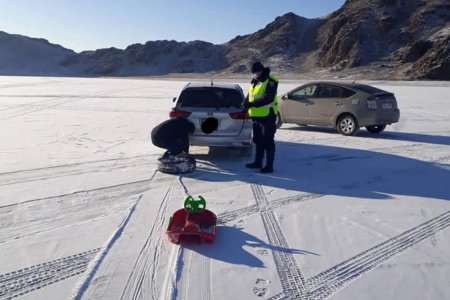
[366,124,387,133]
[157,156,196,174]
[336,114,358,136]
[276,113,283,129]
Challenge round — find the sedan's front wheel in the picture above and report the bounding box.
[337,114,358,136]
[366,124,387,133]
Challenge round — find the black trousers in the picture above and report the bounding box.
[152,134,189,156]
[252,112,276,165]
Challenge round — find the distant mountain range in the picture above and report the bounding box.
[1,0,449,80]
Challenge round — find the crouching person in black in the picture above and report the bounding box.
[151,118,195,160]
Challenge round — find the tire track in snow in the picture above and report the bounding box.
[0,97,95,121]
[0,97,62,112]
[249,186,450,300]
[251,184,310,300]
[120,177,175,300]
[0,249,100,300]
[22,105,153,114]
[0,94,156,100]
[0,173,161,210]
[0,80,64,90]
[175,247,212,300]
[271,193,325,209]
[0,173,159,245]
[197,253,212,300]
[73,197,143,300]
[191,147,447,227]
[0,85,144,121]
[216,204,261,224]
[0,155,156,187]
[176,248,192,300]
[266,292,289,300]
[216,192,324,225]
[306,210,450,300]
[159,245,182,300]
[174,176,212,300]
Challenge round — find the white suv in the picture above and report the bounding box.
[170,82,252,150]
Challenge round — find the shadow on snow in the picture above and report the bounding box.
[282,125,450,146]
[185,139,450,201]
[181,226,319,268]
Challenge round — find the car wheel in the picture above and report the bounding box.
[366,124,387,133]
[337,114,358,136]
[276,113,283,128]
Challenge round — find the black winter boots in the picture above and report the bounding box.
[246,149,274,173]
[260,151,274,173]
[246,146,263,169]
[245,162,262,169]
[260,164,273,173]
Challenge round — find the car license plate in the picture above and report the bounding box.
[382,103,393,109]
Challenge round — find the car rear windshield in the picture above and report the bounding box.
[178,88,243,108]
[353,84,389,95]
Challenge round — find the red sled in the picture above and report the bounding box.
[166,196,217,244]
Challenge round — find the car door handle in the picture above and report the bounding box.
[335,101,343,106]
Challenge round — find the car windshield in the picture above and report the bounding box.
[178,88,243,108]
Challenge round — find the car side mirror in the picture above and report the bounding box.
[172,97,177,103]
[282,94,289,100]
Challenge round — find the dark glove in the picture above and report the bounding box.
[242,101,252,109]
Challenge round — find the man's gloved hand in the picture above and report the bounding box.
[242,101,252,109]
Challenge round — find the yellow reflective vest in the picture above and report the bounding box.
[248,75,279,117]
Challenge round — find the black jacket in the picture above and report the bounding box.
[151,118,194,143]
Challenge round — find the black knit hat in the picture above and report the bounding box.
[251,61,265,73]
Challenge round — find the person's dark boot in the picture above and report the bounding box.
[246,161,262,169]
[260,151,274,173]
[246,146,264,169]
[260,164,273,173]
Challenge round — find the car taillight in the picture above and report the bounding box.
[392,96,398,109]
[169,108,191,119]
[366,97,378,110]
[229,111,249,120]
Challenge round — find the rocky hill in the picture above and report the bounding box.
[62,40,228,76]
[222,13,325,74]
[315,0,450,79]
[0,31,75,76]
[0,0,448,79]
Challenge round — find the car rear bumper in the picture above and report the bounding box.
[357,109,400,126]
[190,130,252,148]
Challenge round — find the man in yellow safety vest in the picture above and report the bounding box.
[242,61,279,173]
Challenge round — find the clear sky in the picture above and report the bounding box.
[0,0,345,53]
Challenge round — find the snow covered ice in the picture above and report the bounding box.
[0,76,449,300]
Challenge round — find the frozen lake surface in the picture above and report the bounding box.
[0,76,449,300]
